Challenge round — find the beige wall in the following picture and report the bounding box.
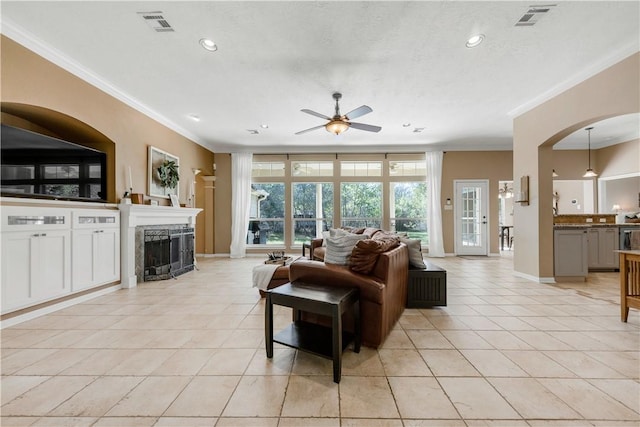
[1,35,216,254]
[211,150,514,255]
[597,138,640,178]
[513,52,640,280]
[441,151,513,254]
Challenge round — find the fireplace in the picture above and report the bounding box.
[119,204,201,288]
[143,227,194,281]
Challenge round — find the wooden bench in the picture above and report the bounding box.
[407,261,447,307]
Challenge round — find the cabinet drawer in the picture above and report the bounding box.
[72,209,119,229]
[2,206,71,232]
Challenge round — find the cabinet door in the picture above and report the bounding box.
[72,229,96,291]
[554,229,588,277]
[94,228,120,284]
[34,231,71,301]
[599,228,619,268]
[1,230,70,313]
[1,232,35,312]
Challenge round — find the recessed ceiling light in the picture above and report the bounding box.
[188,114,200,122]
[260,124,269,129]
[465,34,484,48]
[402,123,411,127]
[199,38,217,52]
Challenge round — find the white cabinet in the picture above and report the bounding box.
[554,228,588,278]
[1,208,72,313]
[72,210,120,291]
[587,227,619,270]
[1,205,120,314]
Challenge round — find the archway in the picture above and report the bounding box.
[513,52,639,281]
[1,102,117,202]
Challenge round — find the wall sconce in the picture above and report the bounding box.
[192,168,202,175]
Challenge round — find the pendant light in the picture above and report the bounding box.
[582,126,597,178]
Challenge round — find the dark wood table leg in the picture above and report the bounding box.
[332,304,342,383]
[265,293,274,358]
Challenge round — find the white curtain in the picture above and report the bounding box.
[229,152,253,258]
[426,151,445,257]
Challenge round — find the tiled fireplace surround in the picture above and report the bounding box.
[119,204,201,289]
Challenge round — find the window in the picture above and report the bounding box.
[292,183,333,244]
[340,182,382,228]
[390,182,428,243]
[461,188,480,246]
[252,162,285,177]
[340,161,382,177]
[389,160,427,176]
[248,183,285,245]
[292,161,333,177]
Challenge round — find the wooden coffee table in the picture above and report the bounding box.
[265,281,360,383]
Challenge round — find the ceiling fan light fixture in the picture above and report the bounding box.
[325,120,349,135]
[466,34,484,48]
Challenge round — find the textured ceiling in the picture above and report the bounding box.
[2,1,639,153]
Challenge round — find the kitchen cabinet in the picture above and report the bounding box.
[587,226,619,270]
[1,208,72,313]
[554,227,588,278]
[72,210,120,291]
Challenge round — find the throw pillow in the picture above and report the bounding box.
[324,233,369,265]
[350,237,400,274]
[400,237,426,269]
[321,228,350,247]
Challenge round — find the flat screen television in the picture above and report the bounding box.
[1,124,107,202]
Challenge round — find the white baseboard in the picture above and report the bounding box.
[513,270,556,284]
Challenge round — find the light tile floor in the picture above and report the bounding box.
[2,254,639,427]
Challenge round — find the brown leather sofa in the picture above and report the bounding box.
[288,242,409,348]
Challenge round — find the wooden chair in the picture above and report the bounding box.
[619,251,640,322]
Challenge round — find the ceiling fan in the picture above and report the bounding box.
[295,92,382,136]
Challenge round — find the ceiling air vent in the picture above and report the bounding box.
[138,11,175,32]
[515,4,556,27]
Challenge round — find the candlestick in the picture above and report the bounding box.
[127,166,133,192]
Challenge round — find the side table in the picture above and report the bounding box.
[407,261,447,307]
[265,281,360,383]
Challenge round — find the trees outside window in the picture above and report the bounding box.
[390,182,428,243]
[292,183,333,244]
[340,182,382,228]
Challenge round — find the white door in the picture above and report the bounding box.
[454,180,489,256]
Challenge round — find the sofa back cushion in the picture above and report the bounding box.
[324,233,369,265]
[350,237,400,274]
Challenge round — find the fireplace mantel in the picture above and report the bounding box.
[120,204,201,288]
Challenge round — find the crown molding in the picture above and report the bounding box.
[1,19,208,149]
[508,42,640,118]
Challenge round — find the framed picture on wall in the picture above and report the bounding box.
[148,146,179,199]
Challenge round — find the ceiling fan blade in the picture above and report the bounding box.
[301,109,331,120]
[349,122,381,133]
[295,125,325,135]
[344,105,372,120]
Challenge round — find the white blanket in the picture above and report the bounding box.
[252,257,299,291]
[252,263,280,291]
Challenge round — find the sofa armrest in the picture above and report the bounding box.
[289,259,385,304]
[310,238,324,260]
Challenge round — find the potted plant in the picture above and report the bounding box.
[157,160,179,189]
